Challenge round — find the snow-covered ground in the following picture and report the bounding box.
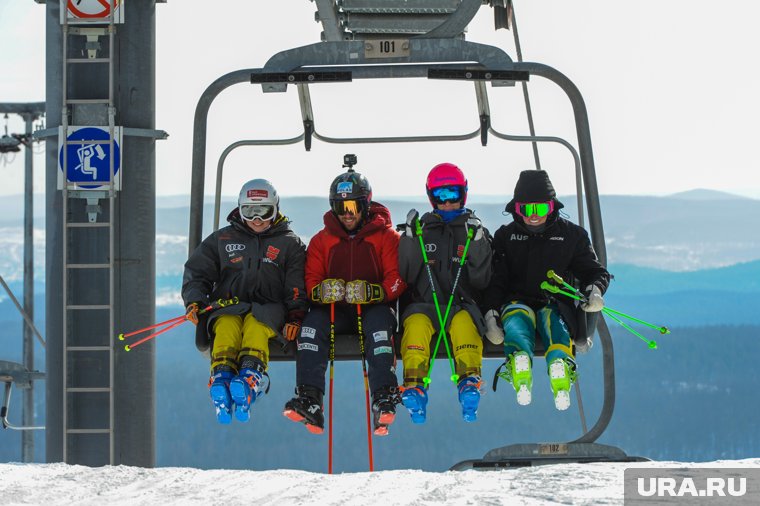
[1,459,759,505]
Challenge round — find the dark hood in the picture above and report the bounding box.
[323,201,393,238]
[505,169,564,214]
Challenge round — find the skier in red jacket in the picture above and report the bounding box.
[283,164,406,436]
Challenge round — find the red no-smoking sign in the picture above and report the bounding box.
[67,0,122,19]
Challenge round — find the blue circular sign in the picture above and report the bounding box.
[59,127,121,188]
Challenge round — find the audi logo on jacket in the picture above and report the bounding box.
[305,202,406,304]
[182,207,308,332]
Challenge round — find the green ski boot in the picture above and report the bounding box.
[508,351,533,406]
[548,358,576,411]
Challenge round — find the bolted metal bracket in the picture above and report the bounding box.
[86,198,102,223]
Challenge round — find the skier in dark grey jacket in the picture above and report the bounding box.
[183,179,307,424]
[396,163,492,424]
[484,169,609,411]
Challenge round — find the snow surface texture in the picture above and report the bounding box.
[1,460,759,505]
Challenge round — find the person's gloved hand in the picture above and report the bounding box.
[185,302,201,325]
[345,280,384,304]
[466,217,484,241]
[400,209,419,238]
[484,309,504,345]
[581,284,604,312]
[282,310,305,341]
[311,278,346,303]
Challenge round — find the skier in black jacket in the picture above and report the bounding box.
[484,170,609,411]
[183,179,308,424]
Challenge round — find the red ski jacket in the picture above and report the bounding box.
[305,202,406,304]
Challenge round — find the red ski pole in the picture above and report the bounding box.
[117,314,186,341]
[356,304,375,471]
[124,318,188,351]
[328,302,335,474]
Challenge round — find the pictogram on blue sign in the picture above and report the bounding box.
[58,127,121,189]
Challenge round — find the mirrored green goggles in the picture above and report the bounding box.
[515,201,554,219]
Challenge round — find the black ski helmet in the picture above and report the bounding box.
[329,168,372,202]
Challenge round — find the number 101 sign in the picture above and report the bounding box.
[364,39,410,59]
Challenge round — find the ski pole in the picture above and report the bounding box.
[540,282,660,348]
[603,309,658,349]
[413,219,450,386]
[123,318,188,351]
[328,302,335,475]
[120,297,240,351]
[117,314,186,341]
[545,272,670,335]
[425,226,474,387]
[356,304,375,472]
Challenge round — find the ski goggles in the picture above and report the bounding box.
[330,198,367,216]
[430,185,463,205]
[240,204,275,221]
[514,201,554,219]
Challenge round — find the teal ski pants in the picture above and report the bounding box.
[500,301,575,366]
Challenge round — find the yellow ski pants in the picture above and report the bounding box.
[211,313,276,372]
[400,310,483,386]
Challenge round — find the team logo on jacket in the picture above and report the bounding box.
[225,243,245,253]
[266,245,280,261]
[457,244,465,257]
[230,256,243,264]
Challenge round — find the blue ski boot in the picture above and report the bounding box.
[229,366,269,423]
[400,385,428,424]
[208,369,235,424]
[457,375,483,422]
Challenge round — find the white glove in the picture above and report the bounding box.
[466,217,484,241]
[581,284,604,313]
[484,309,504,345]
[402,209,419,238]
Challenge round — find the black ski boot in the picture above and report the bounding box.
[283,385,324,434]
[371,386,400,436]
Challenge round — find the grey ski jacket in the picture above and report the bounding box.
[397,209,492,334]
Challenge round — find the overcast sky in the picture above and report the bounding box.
[1,1,759,200]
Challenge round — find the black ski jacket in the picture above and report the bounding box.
[182,208,308,336]
[484,212,610,323]
[397,209,492,334]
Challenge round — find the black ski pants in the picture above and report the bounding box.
[296,303,398,395]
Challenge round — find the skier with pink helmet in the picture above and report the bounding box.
[396,162,492,423]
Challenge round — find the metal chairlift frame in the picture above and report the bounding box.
[188,1,644,467]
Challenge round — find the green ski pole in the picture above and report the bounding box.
[545,271,670,335]
[539,281,659,348]
[425,226,474,386]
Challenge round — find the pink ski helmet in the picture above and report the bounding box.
[425,162,468,207]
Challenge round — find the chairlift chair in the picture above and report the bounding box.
[0,360,45,431]
[188,0,646,467]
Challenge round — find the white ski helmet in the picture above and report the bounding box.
[238,179,279,222]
